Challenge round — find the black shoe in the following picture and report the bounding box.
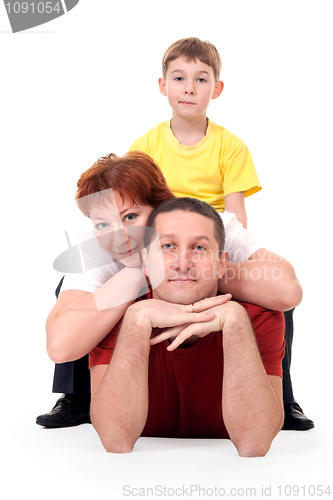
[282,401,314,431]
[36,394,91,428]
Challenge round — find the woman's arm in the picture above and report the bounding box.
[219,248,303,311]
[46,267,148,363]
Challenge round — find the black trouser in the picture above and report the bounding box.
[52,277,90,398]
[52,356,91,395]
[51,276,295,404]
[282,308,295,404]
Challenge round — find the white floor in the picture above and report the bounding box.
[3,396,332,499]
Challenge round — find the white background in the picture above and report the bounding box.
[1,1,332,498]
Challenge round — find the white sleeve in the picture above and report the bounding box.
[60,263,120,294]
[220,211,262,262]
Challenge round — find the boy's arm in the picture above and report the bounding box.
[218,249,303,311]
[224,192,247,228]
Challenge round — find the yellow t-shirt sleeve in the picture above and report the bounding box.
[129,138,150,154]
[129,140,139,151]
[221,131,261,198]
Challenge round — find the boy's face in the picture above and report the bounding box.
[159,57,223,120]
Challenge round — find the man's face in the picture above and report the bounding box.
[158,57,223,120]
[146,210,227,304]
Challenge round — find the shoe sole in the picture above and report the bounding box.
[282,423,315,431]
[36,417,91,428]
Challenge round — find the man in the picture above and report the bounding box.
[89,197,285,457]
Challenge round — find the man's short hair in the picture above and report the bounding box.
[162,37,222,81]
[146,197,225,255]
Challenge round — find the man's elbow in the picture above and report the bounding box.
[234,419,283,457]
[237,440,271,458]
[90,407,137,454]
[234,433,276,458]
[102,437,135,454]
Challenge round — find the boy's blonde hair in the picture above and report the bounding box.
[162,37,222,81]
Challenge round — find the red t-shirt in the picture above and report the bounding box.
[90,293,285,439]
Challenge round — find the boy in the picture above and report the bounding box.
[130,37,260,229]
[129,37,313,431]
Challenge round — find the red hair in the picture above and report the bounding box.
[75,151,174,216]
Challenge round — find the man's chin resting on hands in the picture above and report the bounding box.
[89,197,285,457]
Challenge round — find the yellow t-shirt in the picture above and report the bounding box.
[130,119,261,212]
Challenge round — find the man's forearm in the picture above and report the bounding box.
[222,306,283,457]
[90,310,151,453]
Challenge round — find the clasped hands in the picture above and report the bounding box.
[130,293,243,351]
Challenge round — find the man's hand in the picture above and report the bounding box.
[129,293,232,332]
[149,296,243,351]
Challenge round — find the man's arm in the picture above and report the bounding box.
[219,248,303,311]
[221,303,284,457]
[90,307,151,453]
[90,295,229,453]
[150,300,284,457]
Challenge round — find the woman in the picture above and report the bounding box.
[46,151,175,363]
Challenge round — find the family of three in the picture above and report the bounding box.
[39,37,313,454]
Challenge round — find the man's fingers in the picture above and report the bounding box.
[191,294,231,313]
[188,311,215,322]
[150,310,213,344]
[150,325,185,345]
[166,324,198,351]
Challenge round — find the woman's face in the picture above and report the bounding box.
[89,190,153,265]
